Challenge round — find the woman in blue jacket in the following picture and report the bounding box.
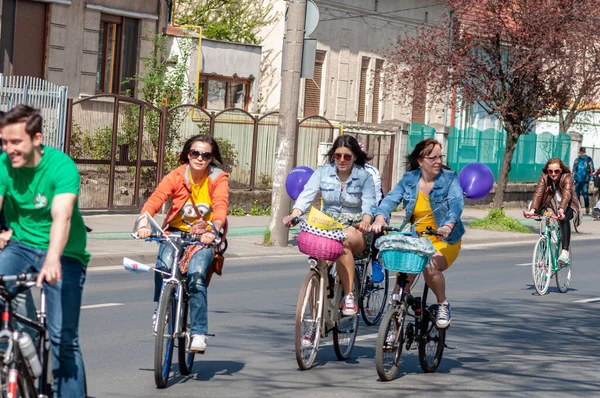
[372,138,464,329]
[283,135,376,319]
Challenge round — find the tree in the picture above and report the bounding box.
[383,0,600,207]
[175,0,277,45]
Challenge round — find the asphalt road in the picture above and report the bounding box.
[80,241,600,397]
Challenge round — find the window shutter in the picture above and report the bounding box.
[357,57,369,122]
[303,51,325,117]
[13,0,47,78]
[372,59,383,123]
[411,77,427,124]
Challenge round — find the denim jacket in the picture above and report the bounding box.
[375,168,465,244]
[293,163,376,218]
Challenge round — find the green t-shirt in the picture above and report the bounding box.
[0,146,90,266]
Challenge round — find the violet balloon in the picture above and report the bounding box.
[459,163,494,200]
[286,166,314,200]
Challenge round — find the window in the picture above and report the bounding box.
[8,0,48,78]
[96,14,139,95]
[357,57,369,122]
[304,51,325,117]
[372,59,384,123]
[198,76,251,110]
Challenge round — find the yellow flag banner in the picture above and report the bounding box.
[307,207,345,230]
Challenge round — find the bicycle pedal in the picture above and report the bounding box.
[444,343,457,350]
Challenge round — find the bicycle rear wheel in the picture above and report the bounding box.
[333,273,360,360]
[359,261,389,326]
[555,248,571,293]
[532,237,551,295]
[154,282,176,388]
[418,306,446,373]
[294,270,321,370]
[178,296,195,375]
[375,305,405,381]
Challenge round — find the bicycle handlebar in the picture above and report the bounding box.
[132,230,221,247]
[0,273,39,283]
[523,210,559,220]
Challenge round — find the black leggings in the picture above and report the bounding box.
[559,207,574,250]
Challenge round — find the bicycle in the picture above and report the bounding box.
[125,214,221,388]
[292,218,360,370]
[356,255,388,326]
[524,210,571,295]
[374,227,447,381]
[0,273,53,398]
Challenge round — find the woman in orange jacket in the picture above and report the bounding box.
[137,134,229,353]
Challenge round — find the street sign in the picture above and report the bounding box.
[285,0,320,37]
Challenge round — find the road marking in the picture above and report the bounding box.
[573,297,600,303]
[515,263,531,267]
[81,303,124,310]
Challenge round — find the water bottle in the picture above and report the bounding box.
[18,333,43,378]
[371,260,384,283]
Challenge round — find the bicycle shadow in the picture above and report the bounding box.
[145,360,245,386]
[524,283,579,294]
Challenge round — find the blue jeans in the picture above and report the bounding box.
[153,241,213,335]
[575,181,590,208]
[0,240,86,398]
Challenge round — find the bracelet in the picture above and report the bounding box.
[442,224,455,231]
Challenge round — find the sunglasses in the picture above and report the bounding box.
[422,155,446,163]
[547,169,561,175]
[189,149,213,161]
[333,153,353,161]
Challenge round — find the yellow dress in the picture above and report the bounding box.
[412,190,461,267]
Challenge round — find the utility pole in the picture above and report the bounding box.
[269,0,308,246]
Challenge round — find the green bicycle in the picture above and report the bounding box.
[524,211,571,295]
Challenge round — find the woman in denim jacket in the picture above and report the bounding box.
[372,138,465,329]
[283,135,376,318]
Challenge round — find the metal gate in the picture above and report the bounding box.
[0,74,68,150]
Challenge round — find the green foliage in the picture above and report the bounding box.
[469,208,531,233]
[69,123,113,160]
[263,226,272,246]
[215,137,238,173]
[228,204,246,216]
[176,0,277,45]
[250,200,270,216]
[258,173,272,188]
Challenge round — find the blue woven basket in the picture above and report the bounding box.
[380,249,428,274]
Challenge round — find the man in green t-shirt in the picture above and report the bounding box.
[0,105,88,397]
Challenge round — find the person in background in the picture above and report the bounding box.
[572,147,594,215]
[358,142,385,283]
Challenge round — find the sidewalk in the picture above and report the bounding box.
[83,207,600,267]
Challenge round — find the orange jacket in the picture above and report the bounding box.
[141,164,229,230]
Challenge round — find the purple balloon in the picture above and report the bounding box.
[286,166,314,200]
[459,163,494,200]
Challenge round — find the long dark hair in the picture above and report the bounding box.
[542,157,571,175]
[406,138,443,171]
[326,135,367,166]
[178,134,224,168]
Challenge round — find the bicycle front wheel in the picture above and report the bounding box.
[178,297,195,375]
[154,282,176,388]
[418,306,446,373]
[333,273,360,360]
[360,261,389,326]
[532,237,551,295]
[555,249,571,293]
[295,270,321,370]
[375,305,406,381]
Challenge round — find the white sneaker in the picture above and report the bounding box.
[190,334,207,353]
[558,250,570,264]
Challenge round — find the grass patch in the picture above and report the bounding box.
[469,208,531,233]
[262,227,273,246]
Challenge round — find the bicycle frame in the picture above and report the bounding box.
[308,259,343,343]
[537,215,562,273]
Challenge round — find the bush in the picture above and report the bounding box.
[469,208,531,233]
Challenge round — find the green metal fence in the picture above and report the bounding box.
[407,123,571,182]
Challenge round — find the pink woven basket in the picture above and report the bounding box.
[297,230,344,261]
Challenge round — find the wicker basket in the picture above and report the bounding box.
[380,250,428,274]
[297,230,344,261]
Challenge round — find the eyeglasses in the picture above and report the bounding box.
[189,149,213,161]
[333,153,353,161]
[422,155,446,163]
[547,169,561,175]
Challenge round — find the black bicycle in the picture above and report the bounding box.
[0,273,53,397]
[374,227,447,381]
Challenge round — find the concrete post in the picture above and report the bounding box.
[568,131,583,169]
[432,123,450,158]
